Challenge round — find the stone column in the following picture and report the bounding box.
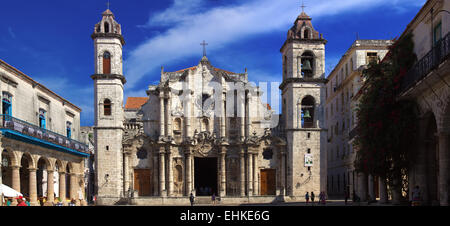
[358,172,368,201]
[10,165,20,206]
[124,152,130,196]
[159,93,165,138]
[185,149,192,195]
[11,165,20,193]
[159,147,166,197]
[69,173,78,203]
[167,149,173,197]
[253,153,259,196]
[247,150,253,196]
[47,170,55,204]
[240,92,245,139]
[220,147,226,197]
[438,131,449,206]
[379,176,388,203]
[280,151,286,196]
[221,94,226,138]
[240,149,245,196]
[59,171,66,205]
[29,168,38,206]
[167,91,173,139]
[245,93,249,137]
[368,174,374,200]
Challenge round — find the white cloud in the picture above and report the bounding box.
[124,0,425,90]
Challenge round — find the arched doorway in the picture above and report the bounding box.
[424,113,439,204]
[19,154,31,199]
[37,158,48,203]
[66,164,71,200]
[194,157,217,196]
[1,150,12,187]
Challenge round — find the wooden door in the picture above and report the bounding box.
[103,57,111,74]
[260,169,276,196]
[134,169,151,196]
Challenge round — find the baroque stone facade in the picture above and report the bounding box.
[93,9,326,205]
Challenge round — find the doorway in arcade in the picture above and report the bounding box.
[194,157,217,196]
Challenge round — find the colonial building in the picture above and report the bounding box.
[325,40,392,199]
[396,0,449,206]
[93,9,327,205]
[0,59,90,206]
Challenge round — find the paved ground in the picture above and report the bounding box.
[179,199,399,206]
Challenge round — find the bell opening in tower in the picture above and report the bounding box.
[301,52,314,78]
[194,157,218,196]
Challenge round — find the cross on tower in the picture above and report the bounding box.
[106,1,110,10]
[301,1,306,12]
[200,40,208,57]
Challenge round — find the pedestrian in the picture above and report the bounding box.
[189,193,195,206]
[212,193,216,205]
[319,191,326,205]
[411,185,421,206]
[305,192,309,204]
[311,192,315,204]
[16,196,27,206]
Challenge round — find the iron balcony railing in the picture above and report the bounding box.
[0,115,89,154]
[400,32,450,95]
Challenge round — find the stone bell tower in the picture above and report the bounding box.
[279,10,327,198]
[91,8,126,205]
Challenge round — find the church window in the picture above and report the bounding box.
[39,109,46,129]
[66,121,72,139]
[104,22,110,33]
[300,52,314,78]
[300,96,315,128]
[2,92,12,116]
[366,52,378,64]
[104,99,111,116]
[96,24,101,33]
[262,148,273,160]
[433,21,442,45]
[202,118,209,132]
[136,148,147,160]
[103,51,111,74]
[303,28,309,39]
[174,118,182,134]
[350,58,354,72]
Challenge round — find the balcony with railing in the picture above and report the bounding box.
[0,115,89,157]
[399,32,450,95]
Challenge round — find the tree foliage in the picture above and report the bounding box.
[353,33,418,192]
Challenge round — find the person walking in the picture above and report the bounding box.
[411,185,421,206]
[211,193,216,205]
[189,193,195,206]
[305,192,310,204]
[311,192,315,205]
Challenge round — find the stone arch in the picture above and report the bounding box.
[1,149,13,187]
[298,95,316,128]
[37,157,49,198]
[423,111,440,204]
[299,50,315,78]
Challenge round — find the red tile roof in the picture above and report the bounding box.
[125,97,148,109]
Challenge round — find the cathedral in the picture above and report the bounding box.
[92,8,327,205]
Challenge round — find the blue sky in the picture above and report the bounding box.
[0,0,425,126]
